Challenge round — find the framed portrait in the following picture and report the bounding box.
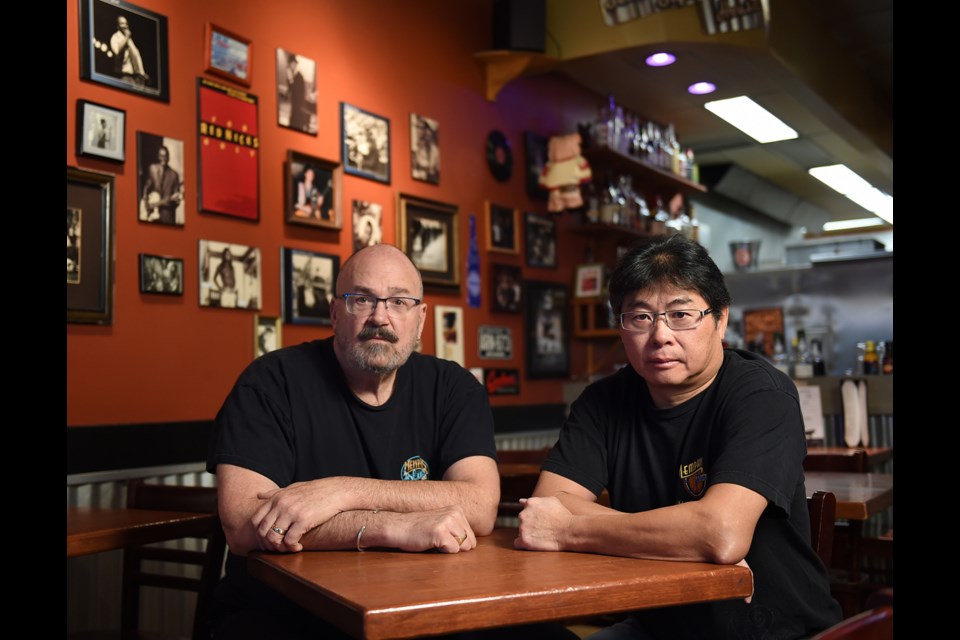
[485,202,519,254]
[341,102,391,184]
[277,49,317,134]
[353,200,384,252]
[138,253,183,295]
[136,132,185,225]
[490,263,522,313]
[435,306,465,367]
[524,212,557,269]
[254,315,282,358]
[76,100,125,162]
[205,23,252,87]
[198,240,261,309]
[410,113,440,184]
[67,166,114,325]
[575,264,604,298]
[285,151,341,229]
[398,194,459,288]
[524,131,549,201]
[197,78,260,221]
[525,281,570,379]
[742,307,785,358]
[282,248,339,325]
[78,0,170,102]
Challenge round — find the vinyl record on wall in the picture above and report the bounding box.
[486,130,513,182]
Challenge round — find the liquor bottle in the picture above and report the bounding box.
[771,333,790,375]
[793,330,814,379]
[881,340,893,374]
[810,339,826,376]
[863,340,880,375]
[854,342,866,375]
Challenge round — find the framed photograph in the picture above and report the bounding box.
[575,264,604,298]
[525,212,557,269]
[67,166,115,325]
[137,132,185,225]
[277,49,317,134]
[77,100,125,162]
[491,263,522,314]
[282,248,339,325]
[285,151,341,229]
[485,202,519,254]
[525,281,570,379]
[742,307,785,358]
[138,254,183,295]
[197,78,260,221]
[353,200,384,251]
[524,131,549,201]
[205,23,252,87]
[398,194,459,288]
[254,315,282,358]
[78,0,170,102]
[435,306,465,367]
[341,102,390,184]
[478,326,512,360]
[198,240,261,309]
[410,113,440,184]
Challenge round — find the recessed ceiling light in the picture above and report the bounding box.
[645,52,676,67]
[809,165,893,225]
[822,218,888,232]
[704,96,798,143]
[688,82,716,95]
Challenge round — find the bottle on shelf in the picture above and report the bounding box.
[854,341,866,376]
[793,329,814,379]
[810,339,826,376]
[584,180,600,223]
[771,332,790,376]
[881,340,893,374]
[600,172,620,225]
[863,340,880,375]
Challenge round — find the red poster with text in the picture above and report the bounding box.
[197,78,259,220]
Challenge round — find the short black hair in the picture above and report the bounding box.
[608,235,730,321]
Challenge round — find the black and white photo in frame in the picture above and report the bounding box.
[282,248,339,325]
[137,132,185,225]
[67,208,82,284]
[276,48,317,134]
[139,254,183,295]
[341,102,390,184]
[410,113,440,184]
[77,100,126,162]
[352,200,383,252]
[198,240,261,309]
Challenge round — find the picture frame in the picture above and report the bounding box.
[524,131,549,201]
[398,193,459,288]
[138,253,183,295]
[276,49,317,134]
[435,306,465,367]
[77,100,125,162]
[197,78,260,221]
[410,113,440,184]
[198,240,262,309]
[524,212,557,269]
[282,248,339,325]
[204,23,252,87]
[490,263,522,314]
[352,200,384,251]
[254,315,282,358]
[575,264,605,298]
[341,102,391,184]
[285,151,342,229]
[78,0,170,102]
[483,368,520,395]
[742,307,785,358]
[485,202,519,254]
[525,281,570,379]
[67,166,115,325]
[136,131,185,225]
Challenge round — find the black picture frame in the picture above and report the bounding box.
[524,212,557,269]
[76,100,126,162]
[285,151,342,229]
[486,202,519,254]
[525,281,570,379]
[78,0,170,102]
[136,131,185,226]
[67,166,115,325]
[398,193,459,288]
[282,247,340,325]
[138,254,183,295]
[341,102,391,184]
[524,131,549,201]
[490,263,522,314]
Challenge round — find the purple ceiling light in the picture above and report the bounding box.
[688,81,717,95]
[645,52,676,67]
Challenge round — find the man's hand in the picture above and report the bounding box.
[375,506,476,553]
[514,496,574,552]
[253,477,350,552]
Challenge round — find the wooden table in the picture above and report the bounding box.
[803,471,893,521]
[67,507,215,557]
[248,528,753,639]
[804,447,893,473]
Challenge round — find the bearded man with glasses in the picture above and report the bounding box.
[515,234,841,640]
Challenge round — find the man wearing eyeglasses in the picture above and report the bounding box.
[206,244,504,639]
[515,235,841,639]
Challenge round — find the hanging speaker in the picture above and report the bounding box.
[492,0,546,53]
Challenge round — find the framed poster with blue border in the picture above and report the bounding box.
[341,102,391,184]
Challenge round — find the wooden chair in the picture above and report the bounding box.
[809,605,893,640]
[497,448,552,520]
[808,490,837,567]
[121,480,226,640]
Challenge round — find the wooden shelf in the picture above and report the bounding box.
[473,50,557,101]
[583,147,707,198]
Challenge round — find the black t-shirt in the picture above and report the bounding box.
[543,349,842,640]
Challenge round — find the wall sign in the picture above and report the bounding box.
[484,369,520,396]
[479,326,512,360]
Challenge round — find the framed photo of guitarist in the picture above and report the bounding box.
[136,132,185,226]
[285,151,342,230]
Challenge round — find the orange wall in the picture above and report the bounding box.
[66,0,600,426]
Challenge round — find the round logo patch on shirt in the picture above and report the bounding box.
[680,457,707,498]
[400,455,430,481]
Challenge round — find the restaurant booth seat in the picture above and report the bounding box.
[810,605,893,640]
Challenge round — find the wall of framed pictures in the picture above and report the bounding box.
[66,0,608,427]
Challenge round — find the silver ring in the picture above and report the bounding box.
[272,526,286,536]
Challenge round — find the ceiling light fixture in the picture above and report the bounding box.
[808,165,893,225]
[703,96,798,143]
[645,52,676,67]
[822,218,888,232]
[688,81,716,95]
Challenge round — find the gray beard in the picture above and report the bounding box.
[338,334,413,374]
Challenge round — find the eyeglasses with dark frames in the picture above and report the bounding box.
[618,308,713,333]
[338,293,422,316]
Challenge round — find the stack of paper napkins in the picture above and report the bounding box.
[841,379,869,447]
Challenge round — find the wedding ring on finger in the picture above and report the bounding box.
[454,532,467,546]
[271,526,286,536]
